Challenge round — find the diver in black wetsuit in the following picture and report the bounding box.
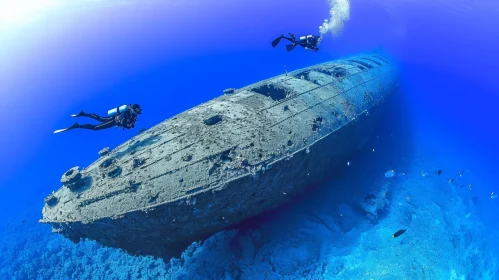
[272,33,322,52]
[54,104,142,134]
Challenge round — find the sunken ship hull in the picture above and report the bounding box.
[40,52,399,258]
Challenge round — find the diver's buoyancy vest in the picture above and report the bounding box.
[108,105,128,117]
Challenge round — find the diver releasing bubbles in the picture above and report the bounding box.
[319,0,350,38]
[54,104,142,134]
[271,0,350,52]
[271,33,322,52]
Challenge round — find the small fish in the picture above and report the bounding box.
[468,184,472,190]
[437,170,442,176]
[458,170,464,177]
[491,192,498,199]
[448,178,454,183]
[392,229,406,238]
[385,170,396,178]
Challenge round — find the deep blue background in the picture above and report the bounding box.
[0,0,498,229]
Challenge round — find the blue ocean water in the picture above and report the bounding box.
[0,0,498,278]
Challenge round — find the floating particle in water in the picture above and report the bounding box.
[420,170,429,177]
[437,170,442,176]
[385,170,396,178]
[491,192,498,199]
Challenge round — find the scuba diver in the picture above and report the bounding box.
[54,104,142,134]
[271,33,322,52]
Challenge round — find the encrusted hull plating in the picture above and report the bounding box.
[40,52,399,258]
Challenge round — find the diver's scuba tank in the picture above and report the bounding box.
[108,105,129,117]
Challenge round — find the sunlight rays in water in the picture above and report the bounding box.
[0,0,156,29]
[0,0,63,27]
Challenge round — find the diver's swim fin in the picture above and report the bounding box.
[54,123,78,134]
[271,36,283,48]
[286,44,296,52]
[71,110,84,117]
[54,128,69,134]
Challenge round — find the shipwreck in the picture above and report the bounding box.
[40,52,399,258]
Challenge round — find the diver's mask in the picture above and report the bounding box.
[130,104,142,115]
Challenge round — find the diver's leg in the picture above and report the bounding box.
[281,36,295,43]
[74,110,113,123]
[55,120,115,134]
[72,119,117,131]
[87,114,113,123]
[88,119,117,130]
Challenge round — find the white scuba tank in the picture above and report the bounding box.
[108,105,129,117]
